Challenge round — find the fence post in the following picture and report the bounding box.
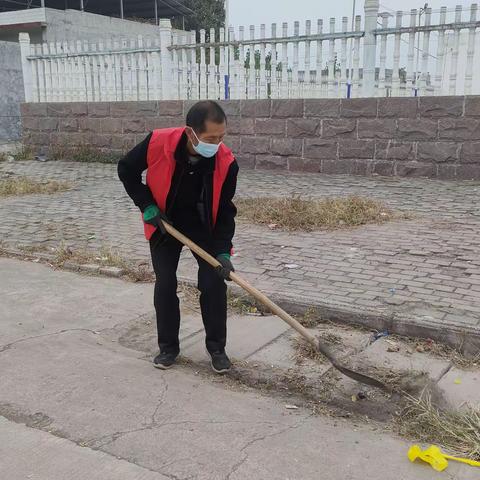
[159,19,173,99]
[19,32,34,102]
[362,0,379,97]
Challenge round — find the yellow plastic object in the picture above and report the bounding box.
[408,445,480,472]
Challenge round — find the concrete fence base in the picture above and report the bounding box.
[21,96,480,180]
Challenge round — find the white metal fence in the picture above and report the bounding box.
[19,1,480,102]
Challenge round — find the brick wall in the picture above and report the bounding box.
[21,96,480,180]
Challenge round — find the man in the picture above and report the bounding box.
[118,100,238,373]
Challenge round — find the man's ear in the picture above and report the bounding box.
[185,126,196,145]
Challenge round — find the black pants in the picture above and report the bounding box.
[150,233,227,355]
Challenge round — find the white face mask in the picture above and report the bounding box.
[190,129,222,158]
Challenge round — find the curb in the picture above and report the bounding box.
[2,247,478,357]
[0,248,126,278]
[178,275,479,358]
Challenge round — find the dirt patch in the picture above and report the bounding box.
[236,195,410,231]
[117,314,157,355]
[0,402,53,430]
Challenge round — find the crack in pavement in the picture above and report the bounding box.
[0,411,170,480]
[0,328,99,353]
[0,310,155,356]
[225,413,314,480]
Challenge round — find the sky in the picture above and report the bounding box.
[228,0,477,29]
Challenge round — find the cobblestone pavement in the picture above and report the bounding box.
[1,160,480,352]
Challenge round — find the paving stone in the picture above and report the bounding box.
[351,337,451,382]
[181,314,290,362]
[246,332,294,369]
[80,263,101,274]
[437,367,480,409]
[2,160,480,353]
[99,266,124,277]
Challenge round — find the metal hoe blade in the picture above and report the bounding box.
[316,340,386,389]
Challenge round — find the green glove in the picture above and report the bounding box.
[143,205,169,235]
[215,253,234,281]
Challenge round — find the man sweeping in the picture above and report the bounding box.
[118,100,238,373]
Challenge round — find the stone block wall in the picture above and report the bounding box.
[21,96,480,180]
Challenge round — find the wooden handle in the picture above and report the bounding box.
[163,222,320,348]
[163,222,388,388]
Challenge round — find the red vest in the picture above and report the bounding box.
[143,127,235,240]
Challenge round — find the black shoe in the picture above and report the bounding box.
[208,350,231,374]
[153,352,178,370]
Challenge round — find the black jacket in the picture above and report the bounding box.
[118,132,239,256]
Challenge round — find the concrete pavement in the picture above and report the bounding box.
[1,160,480,353]
[0,257,477,480]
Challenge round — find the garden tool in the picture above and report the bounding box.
[408,444,480,472]
[162,221,386,390]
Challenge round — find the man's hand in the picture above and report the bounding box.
[215,253,234,281]
[143,205,170,236]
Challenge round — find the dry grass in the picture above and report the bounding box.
[0,152,8,162]
[236,195,406,231]
[293,332,341,363]
[0,177,71,197]
[54,244,154,282]
[13,146,35,161]
[54,244,125,267]
[397,392,480,460]
[5,243,153,282]
[298,306,322,327]
[293,337,327,363]
[49,144,120,164]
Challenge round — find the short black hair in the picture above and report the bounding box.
[186,100,227,133]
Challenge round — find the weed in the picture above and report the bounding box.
[0,177,71,197]
[13,146,35,161]
[236,195,409,231]
[397,392,480,460]
[49,144,120,164]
